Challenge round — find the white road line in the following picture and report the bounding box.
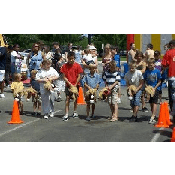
[53,110,62,114]
[151,127,164,142]
[0,118,40,138]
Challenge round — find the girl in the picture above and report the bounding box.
[124,62,144,122]
[36,59,59,119]
[103,61,121,122]
[135,50,148,112]
[30,70,41,116]
[11,73,24,114]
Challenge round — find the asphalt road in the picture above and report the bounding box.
[0,83,173,142]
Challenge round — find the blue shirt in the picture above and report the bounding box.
[113,54,121,68]
[83,73,100,89]
[144,68,162,90]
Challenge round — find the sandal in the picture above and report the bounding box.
[110,118,118,122]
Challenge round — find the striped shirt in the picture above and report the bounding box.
[103,70,121,86]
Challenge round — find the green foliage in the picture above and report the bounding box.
[4,34,126,51]
[92,34,127,51]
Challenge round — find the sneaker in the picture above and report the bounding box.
[118,98,121,104]
[142,107,149,112]
[148,117,156,124]
[44,114,49,119]
[37,112,41,116]
[0,94,5,98]
[26,98,30,102]
[50,112,54,118]
[91,115,95,119]
[32,112,37,116]
[86,117,91,121]
[129,115,138,122]
[62,114,69,121]
[72,112,79,118]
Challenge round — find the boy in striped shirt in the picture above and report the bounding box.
[103,61,121,122]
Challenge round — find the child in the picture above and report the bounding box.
[30,70,41,116]
[83,64,100,121]
[124,62,144,122]
[36,59,59,119]
[154,50,163,102]
[60,51,83,121]
[111,45,122,103]
[144,59,161,124]
[102,61,121,122]
[11,73,24,114]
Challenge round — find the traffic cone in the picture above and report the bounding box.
[164,101,173,126]
[8,100,23,124]
[155,102,169,128]
[77,87,86,105]
[171,127,175,142]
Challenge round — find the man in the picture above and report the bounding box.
[161,39,175,114]
[0,41,7,98]
[127,43,136,65]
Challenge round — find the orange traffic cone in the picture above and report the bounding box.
[155,102,169,128]
[77,87,86,105]
[171,127,175,142]
[164,101,173,126]
[8,100,23,124]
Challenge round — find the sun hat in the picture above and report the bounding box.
[88,45,97,50]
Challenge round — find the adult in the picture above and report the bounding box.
[73,46,82,65]
[52,42,60,52]
[127,43,137,65]
[102,44,113,74]
[161,39,175,113]
[43,45,53,60]
[0,42,7,98]
[145,43,154,62]
[28,43,45,72]
[5,45,13,86]
[11,44,23,75]
[82,45,98,75]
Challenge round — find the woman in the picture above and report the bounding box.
[28,43,45,72]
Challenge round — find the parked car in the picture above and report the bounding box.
[120,50,127,56]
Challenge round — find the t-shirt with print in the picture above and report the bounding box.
[155,59,162,72]
[60,62,83,87]
[124,69,143,87]
[35,67,59,94]
[144,68,162,91]
[162,49,175,77]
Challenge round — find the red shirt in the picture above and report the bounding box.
[60,62,83,86]
[162,49,175,77]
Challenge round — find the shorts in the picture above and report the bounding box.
[149,90,159,104]
[107,88,120,105]
[130,90,142,107]
[65,85,80,97]
[0,70,5,82]
[168,79,175,105]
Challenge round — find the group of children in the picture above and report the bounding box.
[9,42,166,125]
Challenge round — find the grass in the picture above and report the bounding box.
[98,56,127,62]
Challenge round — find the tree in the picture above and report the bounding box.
[92,34,127,51]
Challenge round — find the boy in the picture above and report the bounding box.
[60,52,83,121]
[103,61,121,122]
[83,64,100,121]
[144,59,161,124]
[124,62,144,122]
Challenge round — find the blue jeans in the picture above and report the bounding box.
[130,90,142,107]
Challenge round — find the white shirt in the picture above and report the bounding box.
[124,69,143,87]
[11,50,18,63]
[36,67,59,94]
